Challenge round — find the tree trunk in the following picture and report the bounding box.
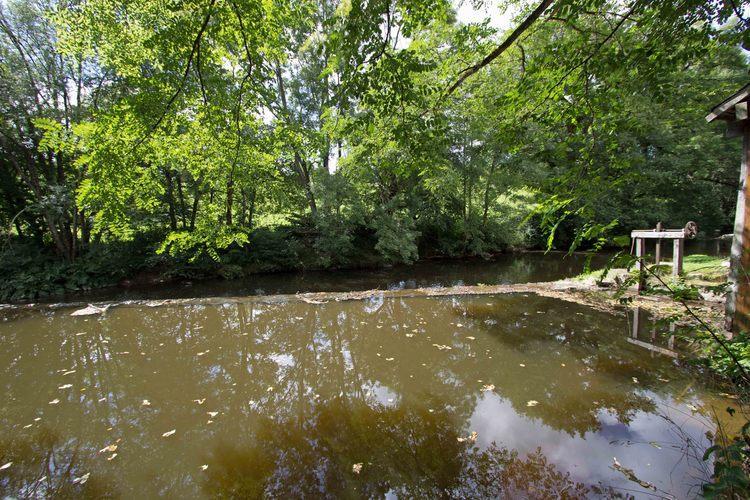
[164,169,178,230]
[482,155,498,227]
[226,174,234,225]
[176,174,188,228]
[276,62,318,218]
[247,187,256,229]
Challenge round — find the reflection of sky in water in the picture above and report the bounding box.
[469,391,712,497]
[365,382,399,407]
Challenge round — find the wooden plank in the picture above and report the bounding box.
[631,230,685,239]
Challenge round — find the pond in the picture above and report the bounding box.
[0,292,738,498]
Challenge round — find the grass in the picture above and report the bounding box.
[681,254,729,282]
[573,253,729,284]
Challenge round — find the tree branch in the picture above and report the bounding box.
[133,0,216,149]
[444,0,555,98]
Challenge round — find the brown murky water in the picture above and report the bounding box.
[0,293,738,498]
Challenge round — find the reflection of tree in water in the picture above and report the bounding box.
[0,427,115,498]
[0,295,714,496]
[203,400,619,499]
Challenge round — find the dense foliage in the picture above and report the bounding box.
[0,0,747,301]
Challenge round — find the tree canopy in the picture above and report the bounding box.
[0,0,748,299]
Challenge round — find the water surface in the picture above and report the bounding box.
[0,293,736,498]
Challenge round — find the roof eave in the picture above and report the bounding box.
[706,83,750,123]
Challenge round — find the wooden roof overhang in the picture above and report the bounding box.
[706,83,750,138]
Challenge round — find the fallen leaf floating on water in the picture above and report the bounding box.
[71,304,110,316]
[207,411,218,418]
[62,370,76,376]
[162,429,176,438]
[141,400,151,407]
[58,384,73,390]
[527,400,539,407]
[0,462,11,471]
[432,344,452,351]
[193,399,206,405]
[385,357,394,361]
[519,363,525,368]
[196,350,209,357]
[49,399,60,405]
[201,465,208,471]
[352,463,363,474]
[466,336,475,340]
[99,444,118,453]
[72,472,90,485]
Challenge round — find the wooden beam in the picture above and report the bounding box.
[706,83,750,123]
[631,307,641,339]
[635,237,645,292]
[727,121,746,139]
[726,122,750,336]
[737,102,748,121]
[626,337,679,358]
[672,239,683,276]
[654,222,663,265]
[630,230,685,239]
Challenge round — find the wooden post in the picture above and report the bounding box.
[654,222,663,265]
[635,237,645,291]
[726,123,750,335]
[672,238,683,277]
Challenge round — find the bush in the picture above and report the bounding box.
[372,206,420,265]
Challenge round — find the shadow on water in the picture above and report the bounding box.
[0,294,740,497]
